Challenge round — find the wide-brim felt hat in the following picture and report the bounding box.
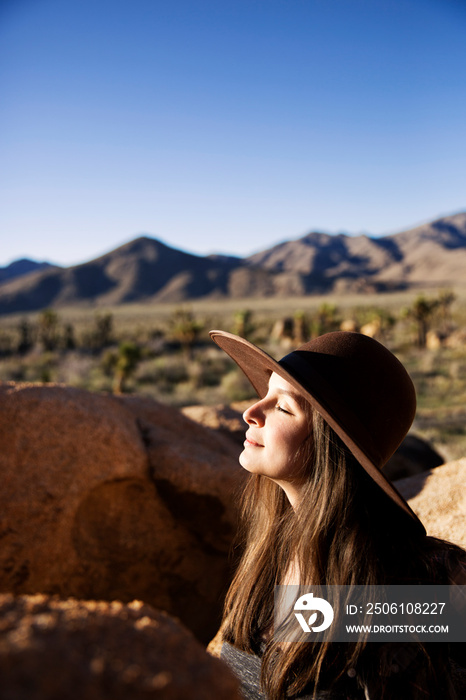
[210,329,424,530]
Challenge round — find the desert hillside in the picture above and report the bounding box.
[248,212,466,293]
[1,212,465,313]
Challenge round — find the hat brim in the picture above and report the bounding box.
[210,329,424,529]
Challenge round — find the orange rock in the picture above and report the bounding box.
[0,594,240,700]
[0,383,244,642]
[396,459,466,548]
[181,403,245,447]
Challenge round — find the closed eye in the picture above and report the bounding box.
[276,405,292,415]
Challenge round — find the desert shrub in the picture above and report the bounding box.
[0,357,27,381]
[402,295,440,348]
[311,303,341,336]
[21,351,57,383]
[233,309,255,339]
[80,312,115,351]
[354,306,396,335]
[293,310,309,344]
[17,317,35,354]
[191,350,233,388]
[0,331,15,357]
[55,352,97,387]
[169,308,203,358]
[134,355,189,392]
[38,309,60,351]
[61,323,76,350]
[221,369,256,403]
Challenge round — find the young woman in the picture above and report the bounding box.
[209,329,465,700]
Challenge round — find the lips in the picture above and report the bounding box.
[244,432,263,447]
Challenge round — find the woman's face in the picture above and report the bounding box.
[239,371,312,505]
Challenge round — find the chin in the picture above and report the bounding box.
[238,450,257,473]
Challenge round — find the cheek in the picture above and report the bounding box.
[282,423,310,448]
[289,428,313,469]
[276,427,310,465]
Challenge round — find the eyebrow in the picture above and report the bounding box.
[275,387,304,403]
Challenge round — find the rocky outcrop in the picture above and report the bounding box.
[395,458,466,548]
[181,403,247,446]
[0,594,240,700]
[0,383,244,642]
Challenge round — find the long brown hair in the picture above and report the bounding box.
[222,410,464,699]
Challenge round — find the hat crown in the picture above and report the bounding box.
[280,332,416,468]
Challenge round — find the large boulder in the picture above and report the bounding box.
[0,593,240,700]
[395,458,466,548]
[0,383,244,642]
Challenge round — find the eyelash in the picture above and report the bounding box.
[276,405,291,415]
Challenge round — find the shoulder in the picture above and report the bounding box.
[220,642,264,700]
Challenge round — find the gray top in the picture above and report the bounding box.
[220,642,350,700]
[221,641,265,700]
[221,641,466,700]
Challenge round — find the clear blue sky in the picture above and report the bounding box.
[1,0,466,267]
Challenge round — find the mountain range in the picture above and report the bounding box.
[1,212,465,314]
[0,259,55,285]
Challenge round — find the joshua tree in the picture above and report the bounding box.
[38,309,60,351]
[170,308,203,359]
[63,323,76,350]
[17,317,34,354]
[403,295,439,349]
[293,310,308,345]
[437,289,456,336]
[313,303,340,337]
[358,307,396,340]
[93,312,114,348]
[233,309,254,339]
[103,341,141,394]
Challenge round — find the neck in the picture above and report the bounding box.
[272,478,304,510]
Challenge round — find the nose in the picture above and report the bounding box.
[243,398,265,426]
